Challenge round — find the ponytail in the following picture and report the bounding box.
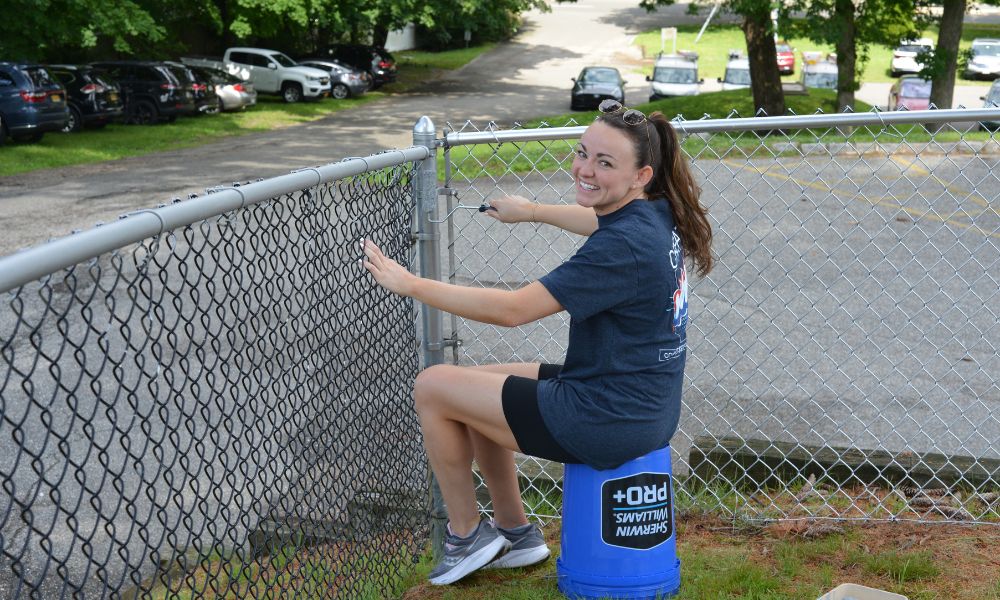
[646,112,714,277]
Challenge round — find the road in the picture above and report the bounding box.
[2,0,997,256]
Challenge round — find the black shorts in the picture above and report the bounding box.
[501,363,581,464]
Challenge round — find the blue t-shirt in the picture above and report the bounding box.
[537,198,689,470]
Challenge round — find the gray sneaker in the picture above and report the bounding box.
[428,519,511,585]
[484,521,551,569]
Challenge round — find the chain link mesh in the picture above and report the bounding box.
[442,115,1000,526]
[1,165,427,598]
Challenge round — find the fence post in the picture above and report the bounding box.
[413,115,448,561]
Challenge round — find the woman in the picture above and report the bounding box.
[361,100,713,585]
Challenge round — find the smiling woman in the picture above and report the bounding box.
[360,100,712,587]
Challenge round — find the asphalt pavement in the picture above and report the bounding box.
[2,0,997,256]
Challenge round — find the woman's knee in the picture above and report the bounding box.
[413,364,455,415]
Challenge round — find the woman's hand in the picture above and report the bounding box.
[485,194,536,224]
[361,239,415,296]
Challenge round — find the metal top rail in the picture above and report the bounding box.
[443,107,1000,146]
[0,146,431,295]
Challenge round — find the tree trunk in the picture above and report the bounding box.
[373,25,389,48]
[214,0,233,48]
[930,0,966,113]
[743,9,786,117]
[834,0,857,113]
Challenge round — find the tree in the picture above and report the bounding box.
[925,0,966,114]
[0,0,165,62]
[640,0,785,116]
[782,0,924,113]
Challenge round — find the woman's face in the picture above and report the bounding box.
[571,121,652,216]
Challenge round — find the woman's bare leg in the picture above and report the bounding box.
[413,362,540,536]
[465,363,540,529]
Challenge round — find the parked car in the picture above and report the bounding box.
[718,54,751,90]
[775,41,795,75]
[182,48,330,103]
[570,66,626,110]
[978,78,1000,130]
[0,62,68,144]
[296,59,370,98]
[891,38,933,77]
[888,75,931,111]
[647,53,701,100]
[165,61,218,114]
[320,44,397,87]
[187,65,256,112]
[801,54,838,90]
[90,61,196,124]
[966,38,1000,80]
[46,64,123,132]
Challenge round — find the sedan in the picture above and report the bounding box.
[188,65,257,112]
[775,41,795,75]
[297,59,370,99]
[888,75,931,111]
[571,66,625,111]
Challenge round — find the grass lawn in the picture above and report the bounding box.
[397,516,1000,600]
[0,45,494,178]
[633,22,1000,85]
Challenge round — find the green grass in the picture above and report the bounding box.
[0,44,496,177]
[0,95,378,177]
[634,22,1000,85]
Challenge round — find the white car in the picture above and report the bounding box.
[966,38,1000,80]
[891,38,933,77]
[646,53,702,100]
[718,56,751,90]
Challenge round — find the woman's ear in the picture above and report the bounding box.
[634,165,654,189]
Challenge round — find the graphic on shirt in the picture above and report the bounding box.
[669,230,688,333]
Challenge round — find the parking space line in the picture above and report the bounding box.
[889,155,992,210]
[721,159,1000,240]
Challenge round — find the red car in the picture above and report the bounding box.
[888,75,931,111]
[776,41,795,75]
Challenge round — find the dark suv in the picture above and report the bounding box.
[321,44,397,87]
[90,61,196,124]
[165,61,219,114]
[47,64,124,132]
[0,62,69,144]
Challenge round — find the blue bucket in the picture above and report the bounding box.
[557,445,680,599]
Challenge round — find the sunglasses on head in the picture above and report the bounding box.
[598,99,647,126]
[598,99,654,167]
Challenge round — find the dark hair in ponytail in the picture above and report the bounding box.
[597,110,714,276]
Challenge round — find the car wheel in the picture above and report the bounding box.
[332,83,350,99]
[282,83,303,103]
[62,105,83,133]
[217,97,226,112]
[129,99,158,125]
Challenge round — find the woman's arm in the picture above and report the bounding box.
[486,195,598,236]
[361,240,563,327]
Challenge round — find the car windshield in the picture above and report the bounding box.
[898,44,930,54]
[804,72,837,88]
[725,68,751,85]
[582,69,619,83]
[900,79,931,97]
[271,53,298,67]
[775,44,792,53]
[654,67,697,84]
[973,43,1000,57]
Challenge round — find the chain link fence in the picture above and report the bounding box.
[438,109,1000,526]
[0,149,431,598]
